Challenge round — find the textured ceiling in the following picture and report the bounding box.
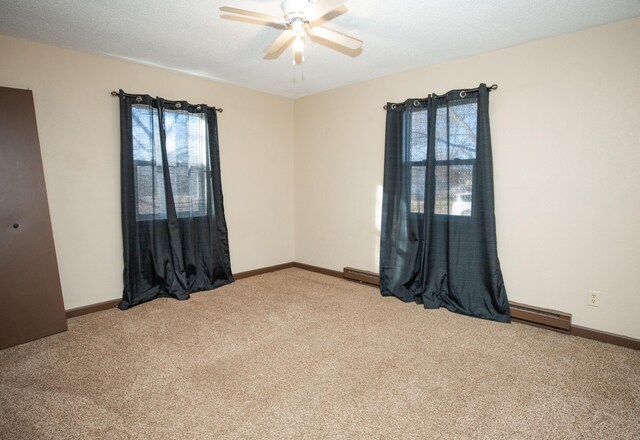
[1,0,639,98]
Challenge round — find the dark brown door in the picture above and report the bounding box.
[0,86,67,350]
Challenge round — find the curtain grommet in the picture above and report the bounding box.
[175,102,182,109]
[460,91,467,98]
[196,105,201,111]
[413,100,420,107]
[135,96,142,103]
[391,104,397,110]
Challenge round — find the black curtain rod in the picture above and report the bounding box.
[110,91,223,113]
[383,84,498,110]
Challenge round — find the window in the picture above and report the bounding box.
[119,90,233,309]
[408,99,478,216]
[131,105,210,220]
[380,85,510,322]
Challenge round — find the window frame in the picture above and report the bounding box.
[407,100,478,218]
[131,104,211,222]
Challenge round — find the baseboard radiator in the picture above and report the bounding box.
[509,302,571,333]
[343,267,572,333]
[343,267,380,286]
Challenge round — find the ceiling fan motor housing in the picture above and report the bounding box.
[282,0,314,20]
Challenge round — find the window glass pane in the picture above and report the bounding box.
[163,109,209,218]
[132,105,166,220]
[449,164,473,216]
[448,101,477,160]
[136,165,167,217]
[435,164,473,216]
[434,165,449,215]
[435,102,478,161]
[411,165,425,213]
[132,105,160,162]
[435,107,448,161]
[409,109,428,162]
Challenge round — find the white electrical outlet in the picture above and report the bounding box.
[588,290,600,307]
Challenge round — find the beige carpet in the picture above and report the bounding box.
[1,268,639,439]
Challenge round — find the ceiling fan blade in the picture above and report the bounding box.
[265,30,294,57]
[309,25,362,50]
[305,0,348,23]
[220,6,284,25]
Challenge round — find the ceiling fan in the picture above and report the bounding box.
[220,0,362,64]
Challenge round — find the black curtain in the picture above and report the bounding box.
[118,91,233,309]
[380,84,510,322]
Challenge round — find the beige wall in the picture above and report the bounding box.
[2,17,639,339]
[295,17,640,338]
[0,35,295,310]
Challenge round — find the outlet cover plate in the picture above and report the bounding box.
[588,290,600,307]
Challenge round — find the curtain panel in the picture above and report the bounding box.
[380,84,510,322]
[118,91,233,309]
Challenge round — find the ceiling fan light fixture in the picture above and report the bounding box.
[290,17,306,36]
[293,35,304,65]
